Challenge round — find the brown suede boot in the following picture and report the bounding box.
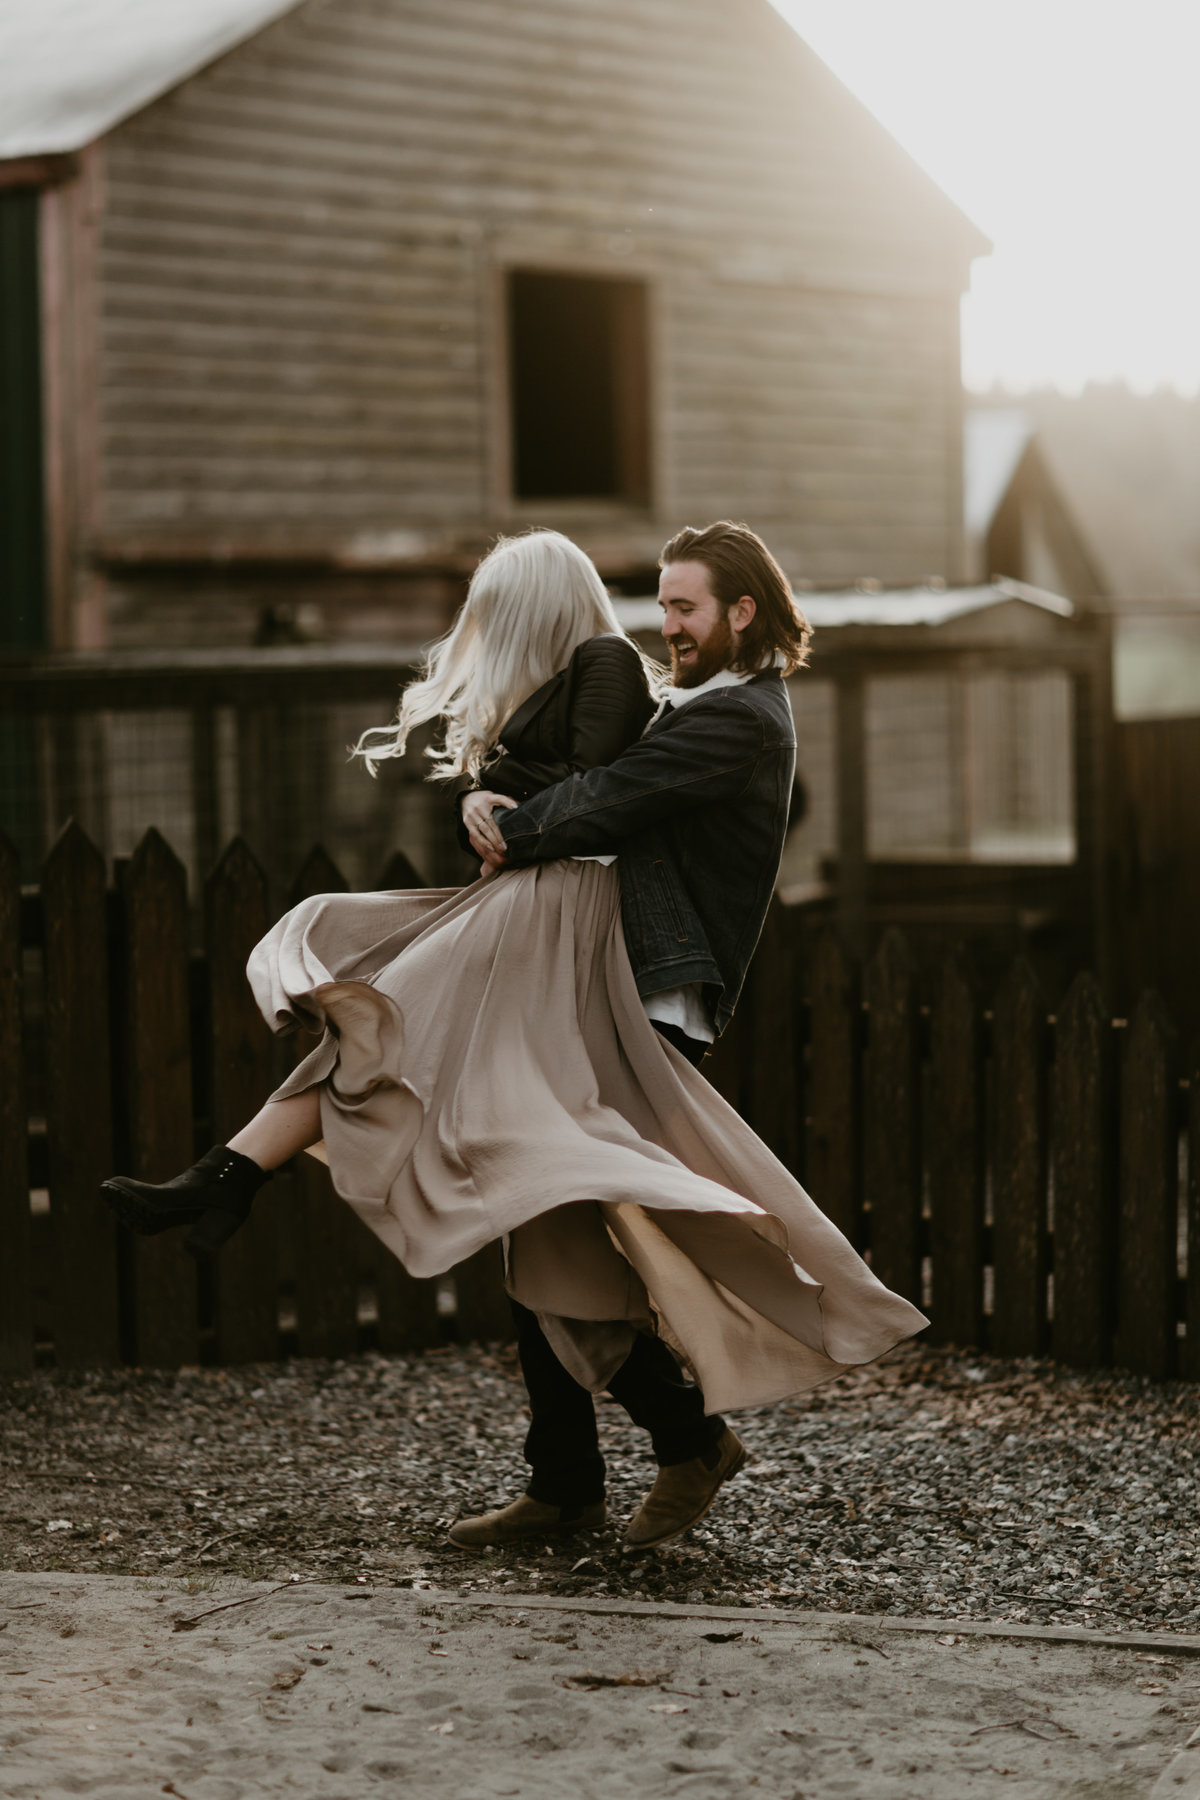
[446,1494,606,1550]
[623,1427,747,1551]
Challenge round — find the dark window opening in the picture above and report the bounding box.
[508,269,649,503]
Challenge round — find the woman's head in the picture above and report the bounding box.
[355,530,626,782]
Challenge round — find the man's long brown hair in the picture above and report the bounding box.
[659,521,811,675]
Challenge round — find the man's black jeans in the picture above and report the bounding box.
[513,1303,727,1506]
[513,1018,726,1508]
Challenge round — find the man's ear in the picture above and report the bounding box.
[729,594,757,636]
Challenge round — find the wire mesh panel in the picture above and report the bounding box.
[865,669,1075,864]
[0,655,471,901]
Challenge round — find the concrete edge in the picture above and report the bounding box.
[426,1590,1200,1657]
[6,1573,1200,1660]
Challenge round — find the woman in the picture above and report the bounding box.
[102,528,924,1416]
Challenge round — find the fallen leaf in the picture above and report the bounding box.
[272,1667,305,1691]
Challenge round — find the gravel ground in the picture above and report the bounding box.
[3,1342,1199,1635]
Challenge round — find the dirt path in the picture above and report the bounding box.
[3,1573,1197,1798]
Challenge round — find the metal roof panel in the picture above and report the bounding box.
[613,580,1073,636]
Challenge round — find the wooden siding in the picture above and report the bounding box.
[89,0,979,640]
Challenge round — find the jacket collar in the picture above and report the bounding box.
[649,661,780,729]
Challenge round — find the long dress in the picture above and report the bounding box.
[249,858,927,1413]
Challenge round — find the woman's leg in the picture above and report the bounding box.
[228,1089,323,1170]
[100,1087,322,1251]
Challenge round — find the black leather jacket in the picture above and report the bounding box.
[500,671,796,1037]
[476,632,654,805]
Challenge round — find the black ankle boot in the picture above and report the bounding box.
[100,1146,270,1257]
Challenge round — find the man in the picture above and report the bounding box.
[449,520,809,1553]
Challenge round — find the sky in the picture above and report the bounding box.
[770,0,1200,395]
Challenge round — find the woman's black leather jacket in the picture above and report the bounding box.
[456,633,653,843]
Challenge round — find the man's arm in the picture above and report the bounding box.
[499,694,767,865]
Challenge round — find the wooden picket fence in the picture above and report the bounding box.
[0,822,511,1374]
[2,820,1197,1380]
[709,905,1199,1383]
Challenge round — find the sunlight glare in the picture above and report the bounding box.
[769,0,1200,392]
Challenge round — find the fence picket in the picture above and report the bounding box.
[927,952,984,1347]
[863,929,921,1303]
[803,927,860,1245]
[453,1241,515,1343]
[1115,993,1178,1378]
[744,899,800,1171]
[1051,974,1116,1366]
[1187,1038,1200,1382]
[123,830,198,1367]
[288,846,363,1359]
[375,1255,444,1354]
[376,849,427,891]
[206,838,281,1364]
[42,822,120,1366]
[703,1006,743,1113]
[0,832,31,1372]
[990,958,1049,1357]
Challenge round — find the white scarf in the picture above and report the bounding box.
[648,665,754,729]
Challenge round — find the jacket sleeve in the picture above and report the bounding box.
[564,634,655,770]
[499,694,766,864]
[455,635,652,851]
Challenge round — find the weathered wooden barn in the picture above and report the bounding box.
[1,0,988,651]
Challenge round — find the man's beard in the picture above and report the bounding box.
[669,615,735,688]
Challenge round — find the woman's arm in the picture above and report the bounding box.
[565,634,655,771]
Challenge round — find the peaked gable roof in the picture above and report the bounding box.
[0,0,989,259]
[0,0,303,160]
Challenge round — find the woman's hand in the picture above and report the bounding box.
[462,790,518,867]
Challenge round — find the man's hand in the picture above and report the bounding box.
[462,790,517,869]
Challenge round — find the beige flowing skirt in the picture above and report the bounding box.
[248,860,927,1412]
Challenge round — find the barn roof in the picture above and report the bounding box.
[0,1,984,263]
[963,408,1036,539]
[0,0,303,160]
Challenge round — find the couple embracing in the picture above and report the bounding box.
[104,521,926,1554]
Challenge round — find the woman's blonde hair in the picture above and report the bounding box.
[354,530,630,783]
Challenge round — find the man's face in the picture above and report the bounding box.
[658,561,736,687]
